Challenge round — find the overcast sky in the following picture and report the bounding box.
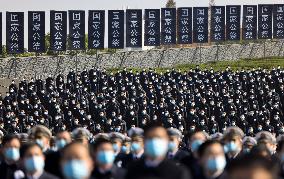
[1,0,283,47]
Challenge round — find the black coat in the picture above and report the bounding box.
[91,165,125,179]
[125,158,191,179]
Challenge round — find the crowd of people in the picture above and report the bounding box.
[0,66,283,178]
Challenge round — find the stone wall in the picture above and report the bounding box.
[0,41,284,80]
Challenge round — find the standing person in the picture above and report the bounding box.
[0,134,21,179]
[197,140,227,179]
[18,143,59,179]
[167,128,189,161]
[28,125,52,153]
[91,137,125,179]
[115,128,144,168]
[125,122,191,179]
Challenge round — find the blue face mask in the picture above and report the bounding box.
[5,147,20,161]
[168,141,177,152]
[131,142,141,152]
[191,140,203,152]
[121,146,128,153]
[112,144,119,152]
[24,156,45,172]
[145,138,168,158]
[35,139,44,149]
[63,160,89,179]
[206,156,226,172]
[225,141,238,153]
[56,139,67,150]
[97,150,115,165]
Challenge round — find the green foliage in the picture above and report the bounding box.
[166,0,176,8]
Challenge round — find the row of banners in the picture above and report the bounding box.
[2,5,284,54]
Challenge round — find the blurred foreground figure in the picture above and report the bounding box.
[227,154,279,179]
[125,122,191,179]
[61,142,94,179]
[91,136,125,179]
[18,142,59,179]
[0,134,21,179]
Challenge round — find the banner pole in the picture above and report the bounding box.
[263,40,266,59]
[75,51,78,74]
[199,43,202,63]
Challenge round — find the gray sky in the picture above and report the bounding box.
[0,0,283,47]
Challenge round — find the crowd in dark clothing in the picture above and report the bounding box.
[0,67,283,179]
[1,67,284,136]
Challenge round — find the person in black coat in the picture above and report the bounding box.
[91,137,125,179]
[17,142,59,179]
[0,134,22,179]
[166,128,189,162]
[125,122,191,179]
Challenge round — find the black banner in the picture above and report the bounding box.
[226,5,241,41]
[88,10,105,49]
[144,9,160,46]
[6,12,24,54]
[108,10,124,49]
[193,7,208,43]
[211,6,225,42]
[69,10,85,50]
[161,8,176,45]
[258,5,273,39]
[28,11,45,53]
[50,11,67,51]
[242,5,257,40]
[177,8,192,44]
[273,4,284,39]
[126,9,142,48]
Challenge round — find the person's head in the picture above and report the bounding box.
[20,143,45,175]
[250,144,271,159]
[29,125,52,152]
[128,128,144,155]
[121,137,131,154]
[255,131,277,155]
[223,127,244,157]
[227,154,278,179]
[92,137,115,169]
[167,128,182,153]
[72,128,91,145]
[109,132,124,155]
[242,136,257,154]
[1,134,21,163]
[143,122,169,161]
[56,131,72,150]
[198,140,226,179]
[61,142,93,179]
[187,130,208,157]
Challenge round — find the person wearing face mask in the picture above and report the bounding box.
[223,127,244,161]
[241,136,257,154]
[181,130,209,178]
[17,143,59,179]
[0,134,21,179]
[125,122,191,179]
[72,128,92,146]
[255,131,277,156]
[45,131,72,178]
[109,132,125,156]
[28,125,52,154]
[91,137,125,179]
[197,140,227,179]
[115,128,144,168]
[61,142,94,179]
[167,128,189,162]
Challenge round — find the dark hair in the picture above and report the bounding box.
[227,154,278,176]
[143,121,164,137]
[277,140,284,152]
[2,134,20,146]
[198,140,222,157]
[250,143,271,157]
[92,137,112,152]
[20,142,41,158]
